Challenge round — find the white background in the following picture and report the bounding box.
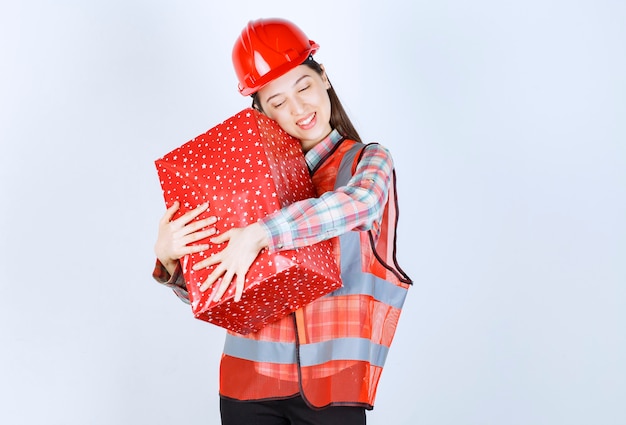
[1,1,624,424]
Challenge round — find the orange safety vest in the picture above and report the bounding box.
[219,138,412,409]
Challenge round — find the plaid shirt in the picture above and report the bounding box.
[260,129,393,252]
[153,129,393,300]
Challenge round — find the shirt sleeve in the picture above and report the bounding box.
[259,143,393,252]
[152,259,191,304]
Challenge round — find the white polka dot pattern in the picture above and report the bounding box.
[155,108,342,334]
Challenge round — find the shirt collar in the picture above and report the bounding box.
[304,129,343,171]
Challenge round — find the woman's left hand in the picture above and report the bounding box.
[193,222,269,302]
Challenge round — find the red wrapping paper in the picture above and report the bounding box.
[155,108,342,334]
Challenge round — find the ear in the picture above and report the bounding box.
[320,64,332,89]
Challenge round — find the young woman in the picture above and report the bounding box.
[154,18,412,425]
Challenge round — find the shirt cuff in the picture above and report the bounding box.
[259,213,293,252]
[152,259,190,304]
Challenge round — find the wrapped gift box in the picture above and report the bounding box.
[155,108,342,334]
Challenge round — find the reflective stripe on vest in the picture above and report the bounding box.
[224,336,296,364]
[225,335,390,368]
[333,230,407,309]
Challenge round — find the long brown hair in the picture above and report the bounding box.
[251,58,362,143]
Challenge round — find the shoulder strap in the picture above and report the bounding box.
[334,141,366,189]
[354,143,413,285]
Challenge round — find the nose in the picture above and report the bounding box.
[290,97,305,115]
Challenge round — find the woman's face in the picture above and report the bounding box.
[257,64,332,152]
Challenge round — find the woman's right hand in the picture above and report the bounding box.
[154,201,217,276]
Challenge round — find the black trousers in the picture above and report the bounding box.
[220,396,367,425]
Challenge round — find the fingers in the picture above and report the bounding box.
[159,201,180,225]
[186,227,229,260]
[168,203,217,245]
[180,216,217,238]
[180,242,211,257]
[212,270,235,302]
[174,202,210,228]
[198,270,246,303]
[193,251,222,271]
[190,228,232,272]
[209,229,232,245]
[234,274,245,303]
[182,225,217,245]
[196,257,245,303]
[191,225,261,304]
[160,202,213,232]
[161,223,215,261]
[199,262,226,292]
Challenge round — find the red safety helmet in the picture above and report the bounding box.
[232,18,319,96]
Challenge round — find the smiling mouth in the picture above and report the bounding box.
[297,113,316,128]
